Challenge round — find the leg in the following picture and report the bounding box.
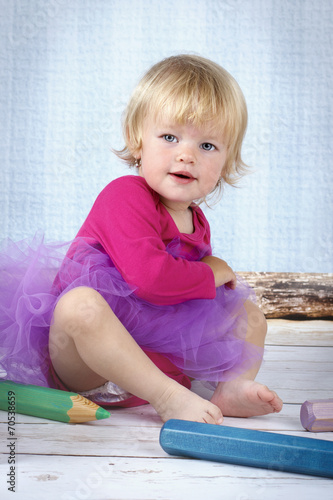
[211,300,283,417]
[49,287,223,424]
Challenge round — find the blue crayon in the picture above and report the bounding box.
[160,419,333,478]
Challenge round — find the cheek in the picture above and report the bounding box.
[205,164,223,188]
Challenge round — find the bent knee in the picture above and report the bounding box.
[244,300,267,338]
[53,287,107,337]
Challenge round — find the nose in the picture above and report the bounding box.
[176,144,195,164]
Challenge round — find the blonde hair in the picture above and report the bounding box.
[115,54,249,193]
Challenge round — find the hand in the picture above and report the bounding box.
[201,255,237,289]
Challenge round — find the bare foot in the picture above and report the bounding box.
[152,380,223,424]
[211,378,283,418]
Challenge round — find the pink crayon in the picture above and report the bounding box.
[300,399,333,432]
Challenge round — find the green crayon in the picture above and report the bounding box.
[0,381,110,423]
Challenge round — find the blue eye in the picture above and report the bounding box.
[201,143,215,151]
[163,134,177,142]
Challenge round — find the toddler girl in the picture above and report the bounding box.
[0,55,282,424]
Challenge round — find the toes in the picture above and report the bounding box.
[199,403,223,425]
[203,406,223,425]
[258,385,277,403]
[202,414,215,424]
[257,386,283,413]
[207,404,223,425]
[272,394,283,412]
[257,384,273,399]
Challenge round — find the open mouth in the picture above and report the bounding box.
[174,173,192,179]
[171,171,195,180]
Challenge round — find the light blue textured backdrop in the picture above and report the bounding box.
[1,0,332,272]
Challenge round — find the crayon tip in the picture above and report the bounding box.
[96,406,111,420]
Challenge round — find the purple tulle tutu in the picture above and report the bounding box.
[0,233,262,389]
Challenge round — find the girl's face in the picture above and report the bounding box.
[138,117,227,211]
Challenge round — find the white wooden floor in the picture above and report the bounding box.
[1,319,333,500]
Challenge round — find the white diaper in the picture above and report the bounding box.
[80,381,132,405]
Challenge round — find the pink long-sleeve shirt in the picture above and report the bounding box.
[75,175,216,305]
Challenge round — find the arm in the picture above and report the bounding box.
[201,255,237,289]
[80,176,217,305]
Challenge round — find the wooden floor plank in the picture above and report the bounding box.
[257,345,333,403]
[0,421,163,458]
[2,454,333,500]
[266,319,333,346]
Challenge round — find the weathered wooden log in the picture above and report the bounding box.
[237,272,333,319]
